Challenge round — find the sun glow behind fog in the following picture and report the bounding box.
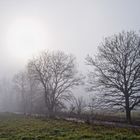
[6,18,48,61]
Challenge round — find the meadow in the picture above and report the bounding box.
[0,113,139,140]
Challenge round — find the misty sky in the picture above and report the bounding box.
[0,0,140,78]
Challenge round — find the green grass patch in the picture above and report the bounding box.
[0,113,139,140]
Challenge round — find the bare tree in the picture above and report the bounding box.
[26,71,39,114]
[13,71,28,114]
[69,96,86,116]
[75,96,86,116]
[27,51,81,117]
[88,97,100,115]
[86,31,140,123]
[0,78,14,112]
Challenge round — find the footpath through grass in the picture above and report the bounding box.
[0,113,139,140]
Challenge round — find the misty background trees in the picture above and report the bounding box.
[0,31,140,123]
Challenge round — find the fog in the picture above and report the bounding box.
[0,0,140,113]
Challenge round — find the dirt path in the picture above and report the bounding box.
[65,117,140,129]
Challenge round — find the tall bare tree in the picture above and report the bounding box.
[28,51,81,117]
[13,71,28,114]
[0,78,13,112]
[88,96,101,115]
[26,71,39,114]
[68,95,86,118]
[86,31,140,123]
[73,96,86,116]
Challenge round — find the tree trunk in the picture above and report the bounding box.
[126,108,131,124]
[48,108,55,118]
[47,103,55,118]
[125,94,132,124]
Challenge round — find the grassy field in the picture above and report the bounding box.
[0,113,140,140]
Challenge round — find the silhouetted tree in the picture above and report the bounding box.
[13,71,28,114]
[88,96,100,115]
[0,78,13,112]
[26,71,39,114]
[86,31,140,123]
[69,96,86,116]
[74,96,86,116]
[28,51,81,117]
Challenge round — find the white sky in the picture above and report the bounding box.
[0,0,140,77]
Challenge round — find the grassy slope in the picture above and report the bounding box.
[0,113,139,140]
